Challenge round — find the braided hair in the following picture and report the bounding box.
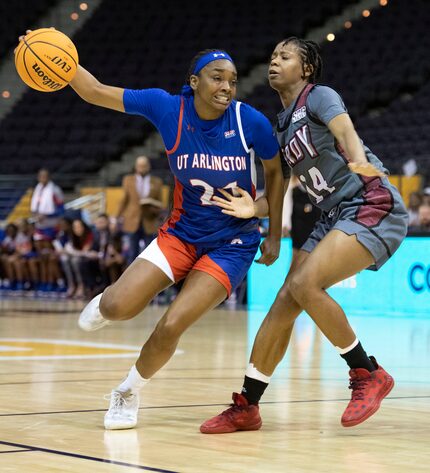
[282,37,322,83]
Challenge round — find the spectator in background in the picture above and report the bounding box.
[64,218,94,299]
[14,219,39,291]
[53,217,74,297]
[0,223,18,291]
[409,203,430,235]
[92,214,111,255]
[407,191,422,227]
[103,232,126,284]
[30,169,64,293]
[419,204,430,230]
[116,156,163,265]
[84,213,112,294]
[422,188,430,206]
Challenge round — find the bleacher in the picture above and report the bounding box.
[0,0,59,61]
[0,0,356,180]
[246,0,430,177]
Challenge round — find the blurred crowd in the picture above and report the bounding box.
[1,214,133,299]
[1,163,429,301]
[0,160,167,300]
[406,189,430,235]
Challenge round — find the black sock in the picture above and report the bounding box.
[340,341,376,372]
[241,375,268,405]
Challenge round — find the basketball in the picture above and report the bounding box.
[14,28,78,92]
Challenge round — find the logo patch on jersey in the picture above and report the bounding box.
[224,129,236,139]
[292,106,306,123]
[230,238,243,245]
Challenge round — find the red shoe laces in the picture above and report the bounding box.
[349,377,371,401]
[221,403,245,420]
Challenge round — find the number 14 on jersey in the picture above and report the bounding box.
[299,166,335,203]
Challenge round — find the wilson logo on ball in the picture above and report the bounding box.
[15,28,79,92]
[31,62,63,90]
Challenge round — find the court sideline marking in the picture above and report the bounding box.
[0,440,179,473]
[0,395,428,417]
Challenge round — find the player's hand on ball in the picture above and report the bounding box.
[212,187,255,219]
[255,235,280,266]
[15,30,31,53]
[16,27,55,46]
[14,27,75,92]
[348,162,385,177]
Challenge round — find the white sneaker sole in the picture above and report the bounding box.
[104,419,137,430]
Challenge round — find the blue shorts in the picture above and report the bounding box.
[138,228,261,296]
[302,177,408,270]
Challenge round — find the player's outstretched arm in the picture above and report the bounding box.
[328,113,384,177]
[70,65,125,112]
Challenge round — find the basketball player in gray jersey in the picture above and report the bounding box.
[201,37,408,434]
[277,83,387,212]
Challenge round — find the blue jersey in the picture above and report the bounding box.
[123,89,278,244]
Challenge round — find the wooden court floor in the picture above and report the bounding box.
[0,297,429,472]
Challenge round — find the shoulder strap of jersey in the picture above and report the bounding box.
[303,84,325,126]
[277,83,315,132]
[235,101,251,153]
[296,83,315,109]
[166,96,184,155]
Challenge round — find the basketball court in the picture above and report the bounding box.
[0,298,428,472]
[1,1,430,472]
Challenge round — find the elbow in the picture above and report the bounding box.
[76,81,104,106]
[73,88,95,105]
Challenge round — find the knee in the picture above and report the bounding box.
[269,284,301,325]
[99,288,135,321]
[286,272,312,306]
[151,318,183,350]
[277,284,294,306]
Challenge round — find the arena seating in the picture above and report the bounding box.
[356,82,430,181]
[0,0,355,182]
[0,0,58,61]
[246,0,430,176]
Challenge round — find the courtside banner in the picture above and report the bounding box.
[248,237,429,316]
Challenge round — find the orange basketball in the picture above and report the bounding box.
[14,28,79,92]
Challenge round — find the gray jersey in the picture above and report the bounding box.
[277,84,387,212]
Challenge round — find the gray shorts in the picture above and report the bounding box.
[301,177,408,270]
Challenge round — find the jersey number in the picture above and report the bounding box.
[190,179,238,206]
[299,167,335,203]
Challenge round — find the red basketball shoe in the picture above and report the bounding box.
[200,393,262,434]
[341,356,394,427]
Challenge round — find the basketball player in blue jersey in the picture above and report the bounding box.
[57,48,284,429]
[201,37,408,433]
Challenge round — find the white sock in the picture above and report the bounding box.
[245,363,271,384]
[117,365,150,394]
[336,338,359,355]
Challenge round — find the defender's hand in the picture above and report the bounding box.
[212,187,255,219]
[348,162,385,177]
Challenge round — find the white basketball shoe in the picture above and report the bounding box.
[78,293,111,331]
[104,390,140,430]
